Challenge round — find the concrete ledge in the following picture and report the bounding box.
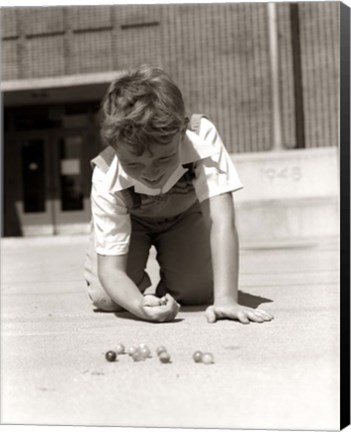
[240,236,339,251]
[231,147,338,202]
[1,235,89,246]
[236,196,339,244]
[230,148,339,243]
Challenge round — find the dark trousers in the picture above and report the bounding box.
[84,202,213,311]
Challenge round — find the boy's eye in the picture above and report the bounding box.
[126,163,140,169]
[158,155,174,163]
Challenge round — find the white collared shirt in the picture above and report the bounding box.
[91,117,243,255]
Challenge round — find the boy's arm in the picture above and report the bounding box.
[98,254,180,322]
[91,168,179,323]
[201,193,273,324]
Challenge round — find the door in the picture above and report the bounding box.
[7,129,92,236]
[51,130,91,235]
[14,131,54,235]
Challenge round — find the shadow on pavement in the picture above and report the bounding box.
[113,311,185,323]
[90,290,273,319]
[238,290,273,308]
[178,291,273,313]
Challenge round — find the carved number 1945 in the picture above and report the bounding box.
[261,166,302,182]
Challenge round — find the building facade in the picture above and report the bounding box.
[1,3,340,238]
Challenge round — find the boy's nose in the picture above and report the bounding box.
[144,163,159,175]
[142,167,160,181]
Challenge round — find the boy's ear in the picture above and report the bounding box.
[181,117,190,136]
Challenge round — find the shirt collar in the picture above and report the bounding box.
[104,129,217,195]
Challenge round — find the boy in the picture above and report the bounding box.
[84,65,273,324]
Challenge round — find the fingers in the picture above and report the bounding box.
[143,305,175,322]
[204,304,273,325]
[142,294,162,307]
[163,294,181,319]
[164,293,181,310]
[159,296,167,306]
[247,311,264,323]
[145,295,180,322]
[142,293,181,312]
[205,306,217,323]
[236,311,250,324]
[241,308,273,324]
[255,309,274,321]
[164,293,178,303]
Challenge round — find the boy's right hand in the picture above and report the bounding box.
[141,293,180,322]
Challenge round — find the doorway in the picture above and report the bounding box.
[4,128,95,236]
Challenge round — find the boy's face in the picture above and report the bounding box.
[116,131,184,189]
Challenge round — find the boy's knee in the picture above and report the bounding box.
[177,270,213,306]
[92,296,121,312]
[86,282,122,312]
[159,279,213,306]
[180,288,213,306]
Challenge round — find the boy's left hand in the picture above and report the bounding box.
[142,294,167,307]
[141,293,180,322]
[205,302,273,324]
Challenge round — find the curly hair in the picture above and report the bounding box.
[100,65,188,155]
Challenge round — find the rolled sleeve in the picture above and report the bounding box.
[193,118,243,202]
[91,167,131,256]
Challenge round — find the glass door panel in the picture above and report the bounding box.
[52,130,91,234]
[16,132,54,236]
[59,136,84,211]
[21,139,46,213]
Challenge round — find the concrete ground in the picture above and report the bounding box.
[1,235,340,430]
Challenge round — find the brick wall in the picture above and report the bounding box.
[1,3,339,153]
